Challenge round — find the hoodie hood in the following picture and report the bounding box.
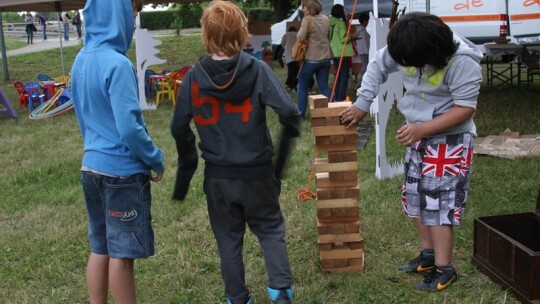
[453,32,484,63]
[83,0,134,54]
[196,52,258,102]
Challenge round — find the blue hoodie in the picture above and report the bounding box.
[71,0,164,176]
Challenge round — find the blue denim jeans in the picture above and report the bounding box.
[297,59,331,118]
[332,57,350,101]
[81,171,154,259]
[63,23,69,41]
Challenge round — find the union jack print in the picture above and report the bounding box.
[453,207,463,225]
[460,147,473,177]
[422,144,463,177]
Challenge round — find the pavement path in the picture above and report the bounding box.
[4,29,200,57]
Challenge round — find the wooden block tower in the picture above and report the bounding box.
[309,94,365,272]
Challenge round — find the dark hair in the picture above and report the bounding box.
[358,12,369,24]
[331,4,347,24]
[387,12,458,69]
[288,26,297,32]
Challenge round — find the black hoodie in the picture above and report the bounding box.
[171,52,301,200]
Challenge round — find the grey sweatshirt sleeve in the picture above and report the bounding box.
[353,46,400,112]
[445,55,482,109]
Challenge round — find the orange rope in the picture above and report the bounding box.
[296,162,317,201]
[329,0,359,103]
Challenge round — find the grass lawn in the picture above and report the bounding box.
[0,34,539,303]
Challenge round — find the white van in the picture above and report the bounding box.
[405,0,540,44]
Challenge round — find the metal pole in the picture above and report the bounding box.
[426,0,430,14]
[56,2,66,75]
[0,12,10,81]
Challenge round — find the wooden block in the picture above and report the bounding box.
[312,125,357,137]
[318,215,360,223]
[315,136,330,145]
[316,189,332,200]
[331,222,346,234]
[320,246,364,259]
[330,135,344,144]
[316,172,358,188]
[328,172,344,181]
[317,198,358,213]
[309,94,329,109]
[319,233,363,245]
[320,258,335,269]
[345,220,360,233]
[314,158,357,173]
[316,143,357,152]
[322,265,364,273]
[310,102,351,118]
[311,117,326,127]
[317,218,332,234]
[316,205,332,218]
[328,151,357,163]
[334,258,349,268]
[349,258,364,267]
[343,171,358,181]
[344,133,359,144]
[326,116,341,126]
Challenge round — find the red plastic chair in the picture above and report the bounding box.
[13,81,29,109]
[173,66,192,98]
[23,82,46,111]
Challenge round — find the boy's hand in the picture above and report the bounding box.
[396,123,425,146]
[150,171,164,182]
[340,106,367,128]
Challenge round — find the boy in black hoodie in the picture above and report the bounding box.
[170,1,301,303]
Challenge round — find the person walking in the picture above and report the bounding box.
[37,13,47,41]
[296,0,332,118]
[340,12,482,292]
[61,11,71,41]
[171,1,301,303]
[73,10,83,40]
[24,12,35,44]
[281,26,300,92]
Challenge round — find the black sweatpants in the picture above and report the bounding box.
[204,176,293,303]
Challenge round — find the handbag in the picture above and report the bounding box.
[292,16,312,62]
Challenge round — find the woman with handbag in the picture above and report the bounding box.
[24,12,34,44]
[296,0,332,118]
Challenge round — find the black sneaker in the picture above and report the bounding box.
[415,267,458,292]
[397,251,435,273]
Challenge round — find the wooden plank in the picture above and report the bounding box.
[314,159,357,173]
[311,107,346,118]
[319,215,360,223]
[316,143,357,152]
[317,198,358,209]
[312,125,357,137]
[316,172,358,187]
[311,117,326,127]
[328,151,357,163]
[317,218,332,235]
[316,185,359,200]
[318,233,363,244]
[320,247,364,259]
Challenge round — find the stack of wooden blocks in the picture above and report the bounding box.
[309,94,365,272]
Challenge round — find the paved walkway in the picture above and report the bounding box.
[5,29,200,57]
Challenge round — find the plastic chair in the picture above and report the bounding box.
[173,66,192,98]
[23,82,46,111]
[37,73,53,81]
[145,69,158,97]
[54,75,71,88]
[13,81,29,109]
[155,72,176,107]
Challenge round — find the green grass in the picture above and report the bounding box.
[1,36,29,51]
[1,34,539,303]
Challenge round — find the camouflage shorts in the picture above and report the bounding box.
[401,133,474,226]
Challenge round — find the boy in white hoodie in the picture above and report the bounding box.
[341,12,482,292]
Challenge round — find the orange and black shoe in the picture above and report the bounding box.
[415,266,458,292]
[397,250,435,273]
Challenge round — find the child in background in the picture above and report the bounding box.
[170,1,301,303]
[354,13,370,85]
[71,0,164,302]
[340,12,482,292]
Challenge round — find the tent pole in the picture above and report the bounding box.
[0,12,10,81]
[56,2,66,75]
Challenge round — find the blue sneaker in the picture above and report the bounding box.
[226,297,253,304]
[267,287,293,304]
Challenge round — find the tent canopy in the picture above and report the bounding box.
[0,1,203,12]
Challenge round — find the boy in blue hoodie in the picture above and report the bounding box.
[340,12,482,292]
[170,1,301,303]
[71,0,164,302]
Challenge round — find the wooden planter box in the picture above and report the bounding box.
[472,188,540,304]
